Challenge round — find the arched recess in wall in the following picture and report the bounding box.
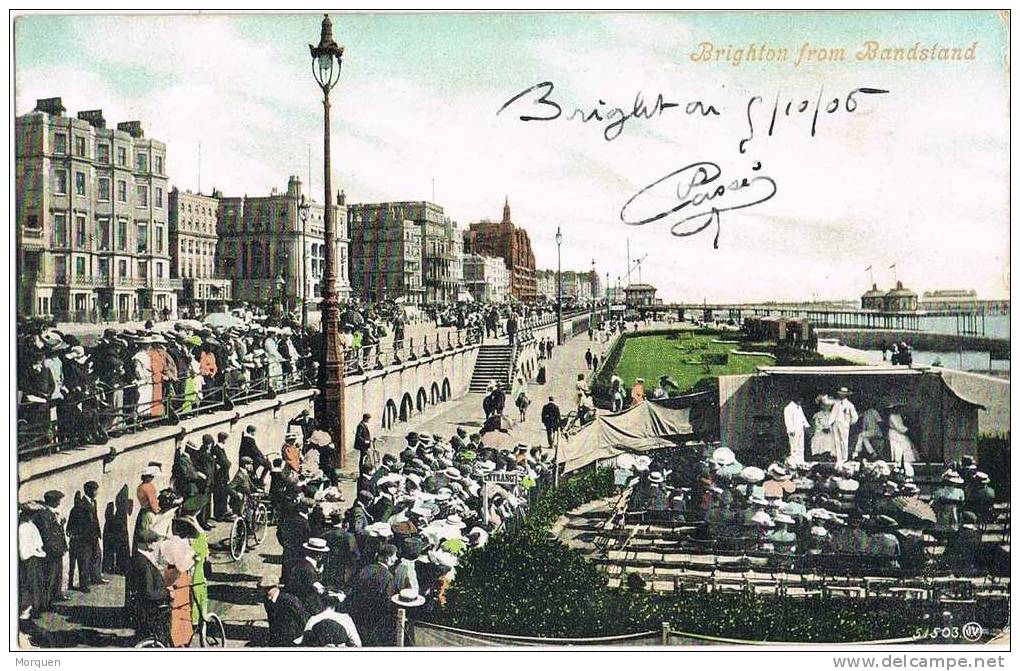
[383,399,398,429]
[399,393,414,422]
[430,382,440,404]
[441,378,451,401]
[416,387,428,413]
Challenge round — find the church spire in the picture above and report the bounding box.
[502,196,511,224]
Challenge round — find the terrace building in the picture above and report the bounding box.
[15,97,178,321]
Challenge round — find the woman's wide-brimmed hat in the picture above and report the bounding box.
[711,447,735,466]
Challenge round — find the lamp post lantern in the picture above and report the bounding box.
[298,194,311,331]
[555,226,563,345]
[309,14,347,468]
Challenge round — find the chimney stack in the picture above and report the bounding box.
[116,121,144,138]
[35,97,66,117]
[77,109,106,128]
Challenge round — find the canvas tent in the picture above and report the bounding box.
[560,398,698,472]
[716,366,984,467]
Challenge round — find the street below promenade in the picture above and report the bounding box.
[19,327,614,648]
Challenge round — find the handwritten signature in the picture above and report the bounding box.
[619,161,777,248]
[496,81,719,141]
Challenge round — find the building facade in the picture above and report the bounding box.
[347,203,424,304]
[217,176,349,309]
[169,188,231,310]
[15,97,179,321]
[624,283,658,308]
[463,199,537,301]
[463,253,509,303]
[535,269,556,302]
[347,201,460,304]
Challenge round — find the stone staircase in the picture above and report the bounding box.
[468,343,513,393]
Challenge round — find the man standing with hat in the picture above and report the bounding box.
[262,579,310,647]
[349,544,399,647]
[541,396,561,449]
[829,387,859,465]
[240,425,271,485]
[211,431,233,521]
[286,537,331,615]
[37,490,69,610]
[354,413,374,479]
[66,480,106,593]
[783,397,810,465]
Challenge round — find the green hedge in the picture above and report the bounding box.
[436,468,938,642]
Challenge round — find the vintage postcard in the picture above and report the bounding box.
[9,8,1011,660]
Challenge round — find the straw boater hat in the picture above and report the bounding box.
[711,447,735,466]
[975,471,990,483]
[740,466,765,483]
[142,465,161,478]
[647,471,665,484]
[766,464,789,480]
[774,513,795,525]
[364,522,394,539]
[302,537,330,554]
[836,387,852,397]
[391,588,426,608]
[443,467,462,481]
[837,479,860,493]
[942,469,964,485]
[445,514,466,529]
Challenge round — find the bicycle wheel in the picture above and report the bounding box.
[228,517,247,560]
[135,638,166,648]
[252,504,269,544]
[201,613,227,648]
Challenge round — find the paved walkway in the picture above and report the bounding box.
[19,330,606,649]
[20,518,279,648]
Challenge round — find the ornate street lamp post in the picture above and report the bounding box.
[590,258,596,331]
[309,14,347,467]
[298,194,310,332]
[555,226,563,345]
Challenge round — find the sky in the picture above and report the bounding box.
[13,11,1010,302]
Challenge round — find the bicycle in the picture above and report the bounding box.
[134,582,227,648]
[228,489,269,561]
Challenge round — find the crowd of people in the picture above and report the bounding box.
[618,442,999,574]
[15,298,565,454]
[17,408,555,647]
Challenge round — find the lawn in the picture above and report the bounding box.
[610,331,773,393]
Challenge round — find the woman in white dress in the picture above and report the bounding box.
[263,330,284,391]
[809,395,837,460]
[132,338,154,418]
[886,402,917,477]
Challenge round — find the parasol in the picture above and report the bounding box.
[890,496,936,525]
[203,312,244,329]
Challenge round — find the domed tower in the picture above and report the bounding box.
[501,196,511,225]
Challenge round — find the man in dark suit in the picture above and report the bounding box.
[344,491,374,536]
[353,414,373,479]
[541,396,562,448]
[348,544,398,647]
[285,538,330,615]
[37,490,69,610]
[262,582,309,647]
[66,481,105,592]
[211,431,233,521]
[240,425,271,485]
[277,500,311,586]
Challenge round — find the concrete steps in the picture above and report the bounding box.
[469,344,513,393]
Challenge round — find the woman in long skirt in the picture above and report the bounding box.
[809,396,837,460]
